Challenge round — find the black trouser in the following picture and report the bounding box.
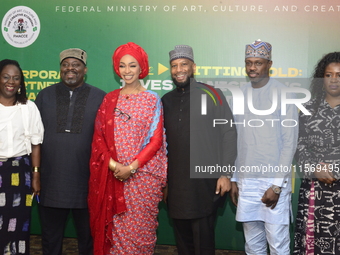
[172,212,217,255]
[38,205,93,255]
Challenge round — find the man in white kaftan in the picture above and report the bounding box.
[230,40,298,255]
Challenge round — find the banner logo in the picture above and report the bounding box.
[2,6,40,48]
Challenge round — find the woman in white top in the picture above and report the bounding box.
[0,59,44,254]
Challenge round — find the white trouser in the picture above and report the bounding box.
[243,221,290,255]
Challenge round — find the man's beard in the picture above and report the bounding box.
[172,74,194,88]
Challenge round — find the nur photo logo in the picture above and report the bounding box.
[197,83,223,115]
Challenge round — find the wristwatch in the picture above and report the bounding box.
[129,165,137,174]
[271,185,281,195]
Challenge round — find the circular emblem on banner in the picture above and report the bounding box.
[1,6,40,48]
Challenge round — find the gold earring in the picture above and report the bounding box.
[17,88,21,94]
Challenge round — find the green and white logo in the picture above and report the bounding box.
[2,6,40,48]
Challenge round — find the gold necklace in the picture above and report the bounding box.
[121,85,140,99]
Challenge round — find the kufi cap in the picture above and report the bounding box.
[112,42,149,79]
[245,39,272,60]
[60,48,87,65]
[169,45,194,63]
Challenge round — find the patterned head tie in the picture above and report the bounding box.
[169,45,194,63]
[245,39,272,60]
[112,42,149,79]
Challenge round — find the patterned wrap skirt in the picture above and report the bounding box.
[0,155,32,255]
[110,172,166,254]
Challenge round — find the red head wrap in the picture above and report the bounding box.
[112,42,149,79]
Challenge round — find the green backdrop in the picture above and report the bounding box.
[2,0,340,251]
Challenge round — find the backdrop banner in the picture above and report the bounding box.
[2,0,339,251]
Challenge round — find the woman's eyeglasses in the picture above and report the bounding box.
[114,108,131,122]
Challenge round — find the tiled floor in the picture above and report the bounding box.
[30,235,246,254]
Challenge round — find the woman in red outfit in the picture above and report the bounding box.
[88,42,167,255]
